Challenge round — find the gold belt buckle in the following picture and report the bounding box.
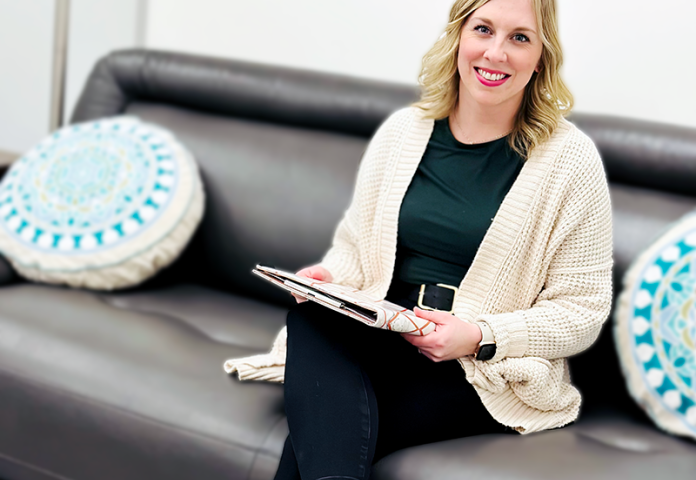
[417,283,458,314]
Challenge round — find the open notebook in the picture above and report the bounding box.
[253,265,435,336]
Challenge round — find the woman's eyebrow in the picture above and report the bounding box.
[469,16,537,35]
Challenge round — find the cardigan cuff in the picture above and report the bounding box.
[477,311,529,362]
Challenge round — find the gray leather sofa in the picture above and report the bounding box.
[1,49,695,480]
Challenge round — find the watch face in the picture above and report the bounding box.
[477,344,496,361]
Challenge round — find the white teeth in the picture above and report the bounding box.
[477,68,507,81]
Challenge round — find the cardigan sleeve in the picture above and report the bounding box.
[477,142,614,362]
[319,208,365,289]
[318,108,406,289]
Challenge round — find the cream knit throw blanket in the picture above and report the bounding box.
[224,108,613,434]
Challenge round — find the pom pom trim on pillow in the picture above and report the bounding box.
[0,116,204,290]
[615,212,696,439]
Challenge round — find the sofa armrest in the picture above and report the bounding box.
[0,253,16,285]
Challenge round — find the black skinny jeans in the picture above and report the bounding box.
[274,291,509,480]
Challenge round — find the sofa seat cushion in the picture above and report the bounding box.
[0,283,287,480]
[101,283,288,351]
[372,408,696,480]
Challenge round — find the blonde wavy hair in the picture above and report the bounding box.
[414,0,573,158]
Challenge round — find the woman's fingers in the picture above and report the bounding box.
[292,265,334,303]
[401,330,436,347]
[418,349,437,362]
[413,307,455,324]
[404,335,440,361]
[295,267,316,279]
[292,293,308,304]
[296,265,333,282]
[405,309,481,360]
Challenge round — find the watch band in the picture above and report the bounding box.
[474,321,497,361]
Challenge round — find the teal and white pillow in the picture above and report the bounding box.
[0,116,204,290]
[615,213,696,439]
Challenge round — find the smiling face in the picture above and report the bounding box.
[457,0,544,113]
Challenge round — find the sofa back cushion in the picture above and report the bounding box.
[124,102,367,304]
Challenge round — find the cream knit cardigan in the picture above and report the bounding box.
[225,107,613,434]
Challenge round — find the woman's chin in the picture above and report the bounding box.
[464,89,524,111]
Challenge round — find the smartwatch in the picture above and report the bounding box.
[474,321,497,361]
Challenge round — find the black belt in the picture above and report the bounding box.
[388,281,458,313]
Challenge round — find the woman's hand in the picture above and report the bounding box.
[401,307,482,362]
[292,265,334,303]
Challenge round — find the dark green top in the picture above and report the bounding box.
[394,118,524,286]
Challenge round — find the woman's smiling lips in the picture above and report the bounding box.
[474,67,511,87]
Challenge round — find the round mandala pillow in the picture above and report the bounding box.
[615,213,696,439]
[0,116,204,290]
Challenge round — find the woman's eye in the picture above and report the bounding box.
[474,25,491,34]
[513,33,530,43]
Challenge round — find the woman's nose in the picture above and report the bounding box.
[483,41,507,64]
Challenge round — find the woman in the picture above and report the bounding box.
[227,0,613,477]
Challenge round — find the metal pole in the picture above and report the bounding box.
[49,0,70,132]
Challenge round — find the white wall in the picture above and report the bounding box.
[0,0,143,155]
[559,0,696,127]
[145,0,449,85]
[64,0,145,125]
[145,0,452,86]
[0,0,56,154]
[145,0,696,128]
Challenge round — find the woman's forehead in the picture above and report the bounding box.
[466,0,538,32]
